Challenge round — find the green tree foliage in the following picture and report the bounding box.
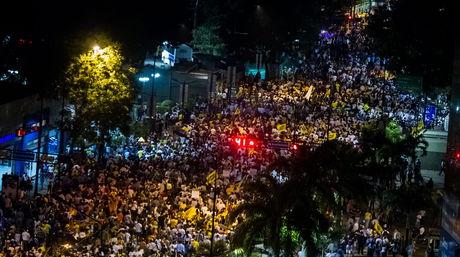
[228,142,368,257]
[361,118,428,188]
[195,240,230,257]
[66,41,134,156]
[156,99,174,114]
[382,185,439,228]
[228,133,434,256]
[191,24,225,56]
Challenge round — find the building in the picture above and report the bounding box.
[0,91,61,189]
[141,42,245,110]
[440,32,460,257]
[0,33,61,190]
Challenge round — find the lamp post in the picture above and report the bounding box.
[139,69,160,133]
[149,71,160,133]
[138,77,150,122]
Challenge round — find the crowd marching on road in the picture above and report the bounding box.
[0,20,447,257]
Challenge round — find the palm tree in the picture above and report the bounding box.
[361,118,428,189]
[228,174,290,257]
[229,142,363,257]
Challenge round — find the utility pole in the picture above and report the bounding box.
[34,97,44,196]
[209,174,218,257]
[149,57,156,133]
[193,0,199,32]
[58,84,66,179]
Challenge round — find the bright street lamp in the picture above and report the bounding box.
[152,73,160,78]
[93,45,104,54]
[139,77,150,82]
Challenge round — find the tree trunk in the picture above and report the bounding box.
[274,220,281,257]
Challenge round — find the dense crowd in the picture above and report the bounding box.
[0,21,446,257]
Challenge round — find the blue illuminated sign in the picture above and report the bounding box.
[424,104,436,126]
[0,133,16,145]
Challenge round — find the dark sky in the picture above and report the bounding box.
[1,1,190,47]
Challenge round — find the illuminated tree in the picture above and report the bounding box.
[66,42,134,159]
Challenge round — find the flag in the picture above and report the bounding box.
[182,125,191,132]
[182,207,197,221]
[206,170,218,185]
[374,221,383,235]
[306,86,314,100]
[234,108,241,115]
[411,120,425,136]
[328,132,337,141]
[331,101,338,109]
[335,83,340,92]
[325,88,331,98]
[276,123,287,132]
[226,185,235,195]
[363,103,370,112]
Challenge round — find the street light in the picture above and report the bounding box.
[93,45,104,54]
[152,73,160,78]
[138,77,150,121]
[139,77,150,82]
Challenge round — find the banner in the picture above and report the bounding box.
[182,125,192,132]
[206,170,218,185]
[411,120,425,137]
[328,132,337,141]
[363,103,370,112]
[182,207,197,221]
[276,123,287,132]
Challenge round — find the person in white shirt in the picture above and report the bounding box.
[21,230,30,242]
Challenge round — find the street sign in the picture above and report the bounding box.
[395,75,423,93]
[267,140,289,150]
[12,150,35,161]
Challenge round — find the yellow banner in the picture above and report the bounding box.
[206,170,218,185]
[182,207,197,221]
[411,120,425,136]
[328,132,337,141]
[276,123,287,132]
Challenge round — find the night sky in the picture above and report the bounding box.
[1,0,342,57]
[0,0,452,92]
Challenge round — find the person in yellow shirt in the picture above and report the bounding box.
[364,211,372,228]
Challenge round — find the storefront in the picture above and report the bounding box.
[0,108,61,188]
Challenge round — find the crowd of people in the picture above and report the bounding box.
[0,20,445,257]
